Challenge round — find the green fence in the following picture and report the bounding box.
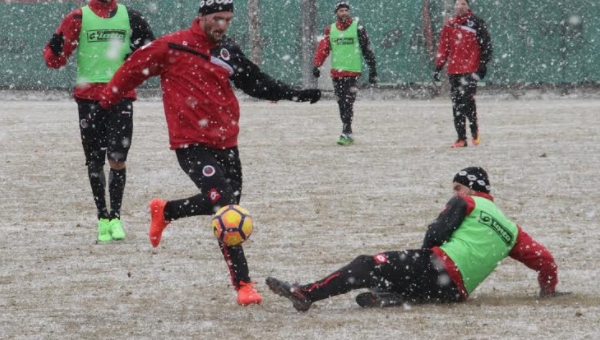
[1,0,600,89]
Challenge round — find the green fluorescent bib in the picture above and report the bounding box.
[77,4,131,84]
[329,20,362,73]
[440,196,518,294]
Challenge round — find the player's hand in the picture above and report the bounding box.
[295,89,321,104]
[473,64,487,80]
[368,70,378,85]
[539,290,572,298]
[48,32,64,56]
[312,67,321,78]
[433,71,441,82]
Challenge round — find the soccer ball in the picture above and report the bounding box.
[211,205,254,246]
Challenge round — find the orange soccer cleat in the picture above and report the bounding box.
[148,199,170,247]
[472,135,481,146]
[236,281,263,306]
[450,139,467,148]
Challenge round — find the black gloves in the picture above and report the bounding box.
[474,64,487,80]
[368,69,378,85]
[294,89,321,104]
[433,66,443,82]
[48,32,64,56]
[312,66,320,78]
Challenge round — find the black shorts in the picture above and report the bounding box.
[76,99,134,166]
[175,144,243,205]
[374,249,463,303]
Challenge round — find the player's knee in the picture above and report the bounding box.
[108,159,126,170]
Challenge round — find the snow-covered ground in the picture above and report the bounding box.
[1,97,599,339]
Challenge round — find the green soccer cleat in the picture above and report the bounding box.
[337,134,354,146]
[109,218,126,240]
[97,218,112,242]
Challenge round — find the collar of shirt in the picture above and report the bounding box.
[335,17,353,31]
[191,17,218,50]
[89,0,118,18]
[451,10,473,25]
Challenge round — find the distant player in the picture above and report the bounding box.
[434,0,492,148]
[312,1,377,146]
[43,0,155,242]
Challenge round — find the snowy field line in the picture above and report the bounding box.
[1,98,599,339]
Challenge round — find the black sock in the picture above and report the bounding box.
[109,168,126,219]
[88,165,108,219]
[163,194,213,221]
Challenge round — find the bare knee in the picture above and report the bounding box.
[108,159,126,170]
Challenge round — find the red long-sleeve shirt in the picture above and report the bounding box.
[42,0,154,100]
[425,192,558,299]
[435,10,492,75]
[100,18,309,150]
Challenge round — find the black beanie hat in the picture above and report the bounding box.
[334,1,350,13]
[198,0,234,16]
[453,167,491,193]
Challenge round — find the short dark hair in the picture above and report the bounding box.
[334,1,350,13]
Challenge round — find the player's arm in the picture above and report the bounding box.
[476,18,493,65]
[509,226,561,296]
[358,25,376,72]
[43,9,82,69]
[313,26,331,67]
[421,195,471,249]
[100,41,166,108]
[435,25,451,70]
[225,39,320,103]
[126,7,156,52]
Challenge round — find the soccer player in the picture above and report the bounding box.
[266,167,570,312]
[43,0,155,242]
[99,0,321,306]
[433,0,492,148]
[312,1,377,146]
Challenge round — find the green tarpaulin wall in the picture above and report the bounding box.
[1,0,599,89]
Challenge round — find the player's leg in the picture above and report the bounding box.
[166,145,239,219]
[266,252,384,311]
[449,75,468,147]
[149,145,239,247]
[76,99,110,241]
[463,77,479,144]
[267,249,462,311]
[211,147,260,305]
[105,99,133,240]
[333,77,357,145]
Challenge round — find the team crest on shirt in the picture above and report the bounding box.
[373,253,389,264]
[467,20,474,27]
[207,188,221,203]
[220,48,231,61]
[203,165,216,177]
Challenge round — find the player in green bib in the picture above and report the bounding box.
[312,1,377,146]
[266,166,570,311]
[43,0,154,243]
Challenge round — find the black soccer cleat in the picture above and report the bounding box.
[266,277,312,312]
[355,291,405,308]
